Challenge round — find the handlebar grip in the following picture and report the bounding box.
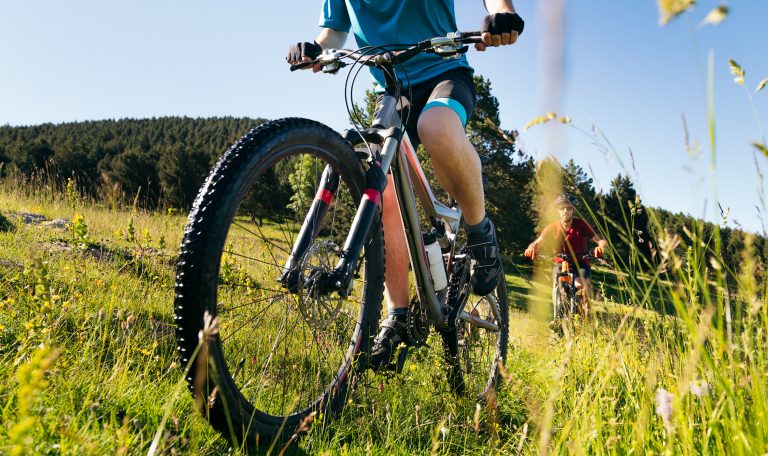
[289,61,315,72]
[461,31,485,44]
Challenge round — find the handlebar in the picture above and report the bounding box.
[289,60,316,72]
[289,31,484,73]
[558,253,600,261]
[530,252,612,269]
[537,253,597,262]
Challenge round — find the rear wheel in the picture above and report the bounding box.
[174,118,384,447]
[441,249,509,398]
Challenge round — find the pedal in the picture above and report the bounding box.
[368,345,410,374]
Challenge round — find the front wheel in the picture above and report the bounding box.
[174,118,384,448]
[552,281,575,321]
[552,282,564,321]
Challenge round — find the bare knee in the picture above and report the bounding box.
[417,107,464,153]
[575,277,592,288]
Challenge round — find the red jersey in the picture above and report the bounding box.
[541,218,596,265]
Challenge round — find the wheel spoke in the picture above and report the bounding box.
[441,250,508,397]
[223,248,286,271]
[232,221,291,256]
[220,294,291,342]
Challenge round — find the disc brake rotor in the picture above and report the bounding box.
[297,240,347,330]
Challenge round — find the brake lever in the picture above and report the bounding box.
[322,61,348,74]
[425,45,469,59]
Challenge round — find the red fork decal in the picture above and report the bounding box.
[363,189,381,207]
[316,188,334,205]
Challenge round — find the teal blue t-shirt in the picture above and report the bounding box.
[319,0,473,90]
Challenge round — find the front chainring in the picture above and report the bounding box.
[406,297,429,347]
[444,253,471,329]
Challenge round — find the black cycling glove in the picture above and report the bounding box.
[286,41,323,63]
[481,12,525,36]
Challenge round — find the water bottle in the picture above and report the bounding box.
[423,232,448,291]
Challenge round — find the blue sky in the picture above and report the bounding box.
[1,1,767,232]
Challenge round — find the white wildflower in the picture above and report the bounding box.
[689,380,711,397]
[655,388,675,433]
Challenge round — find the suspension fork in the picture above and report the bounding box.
[325,158,388,291]
[340,123,450,327]
[279,129,401,296]
[279,165,340,291]
[319,127,416,297]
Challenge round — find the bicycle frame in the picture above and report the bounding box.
[551,253,598,318]
[280,94,459,329]
[373,96,461,329]
[556,264,576,299]
[281,38,501,331]
[384,106,501,332]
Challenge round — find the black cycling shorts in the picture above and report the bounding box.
[374,67,476,147]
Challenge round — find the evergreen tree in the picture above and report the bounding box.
[562,159,598,218]
[7,140,54,175]
[240,166,293,226]
[465,75,535,254]
[51,141,101,191]
[602,174,651,268]
[0,117,265,207]
[100,145,160,206]
[0,145,8,176]
[158,144,210,208]
[2,113,762,281]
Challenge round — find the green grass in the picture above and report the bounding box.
[1,183,767,455]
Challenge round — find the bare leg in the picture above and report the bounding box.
[383,106,486,310]
[418,105,503,296]
[417,106,485,225]
[382,174,410,311]
[368,174,411,368]
[370,102,494,367]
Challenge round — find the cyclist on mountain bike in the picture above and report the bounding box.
[287,1,524,368]
[524,194,608,302]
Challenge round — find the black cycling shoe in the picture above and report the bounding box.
[467,219,502,296]
[368,314,409,371]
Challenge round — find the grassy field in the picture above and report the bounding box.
[1,182,766,455]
